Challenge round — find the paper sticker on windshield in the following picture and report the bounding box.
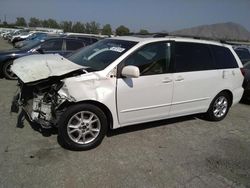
[110,47,125,53]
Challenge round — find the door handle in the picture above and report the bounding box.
[162,78,173,83]
[175,76,184,81]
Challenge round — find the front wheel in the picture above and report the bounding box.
[3,60,17,80]
[205,92,231,121]
[58,104,108,150]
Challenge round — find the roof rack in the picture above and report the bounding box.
[152,33,169,38]
[166,34,239,45]
[131,33,247,45]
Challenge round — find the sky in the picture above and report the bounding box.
[0,0,250,32]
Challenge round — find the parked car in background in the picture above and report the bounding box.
[14,32,48,48]
[8,30,30,43]
[4,30,21,40]
[66,34,101,45]
[234,46,250,101]
[11,36,244,150]
[10,31,32,45]
[234,46,250,64]
[0,37,86,79]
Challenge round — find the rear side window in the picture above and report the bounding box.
[66,40,85,51]
[174,42,214,72]
[41,39,63,51]
[210,45,238,69]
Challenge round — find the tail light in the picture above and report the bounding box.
[240,68,246,77]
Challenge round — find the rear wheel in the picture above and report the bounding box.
[3,60,17,80]
[206,92,230,121]
[58,104,108,150]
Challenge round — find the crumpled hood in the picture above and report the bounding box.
[11,54,84,83]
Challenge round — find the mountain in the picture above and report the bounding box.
[171,22,250,41]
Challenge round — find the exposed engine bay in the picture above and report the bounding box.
[11,70,85,128]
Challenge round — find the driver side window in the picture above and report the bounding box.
[123,42,171,76]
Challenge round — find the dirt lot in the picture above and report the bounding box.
[0,38,249,188]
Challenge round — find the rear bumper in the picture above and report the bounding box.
[232,87,244,106]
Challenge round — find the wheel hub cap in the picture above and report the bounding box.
[67,111,101,144]
[213,96,228,118]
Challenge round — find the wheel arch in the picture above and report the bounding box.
[59,100,114,129]
[219,89,233,107]
[0,57,15,76]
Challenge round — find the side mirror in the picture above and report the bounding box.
[121,65,140,78]
[36,47,44,54]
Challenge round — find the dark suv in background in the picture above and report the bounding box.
[0,37,86,79]
[234,46,250,101]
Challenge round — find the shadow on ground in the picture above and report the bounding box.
[15,109,203,150]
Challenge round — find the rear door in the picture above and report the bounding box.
[170,42,220,116]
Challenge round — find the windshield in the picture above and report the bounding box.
[67,39,137,71]
[20,40,41,50]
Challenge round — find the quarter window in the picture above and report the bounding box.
[174,42,214,72]
[123,42,171,76]
[210,45,238,69]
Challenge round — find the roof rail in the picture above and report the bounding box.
[152,33,169,38]
[168,34,239,45]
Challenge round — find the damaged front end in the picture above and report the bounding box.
[11,72,81,128]
[10,54,89,128]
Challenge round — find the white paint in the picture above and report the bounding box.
[14,36,245,130]
[11,54,84,83]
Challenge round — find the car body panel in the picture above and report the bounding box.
[117,74,173,125]
[11,54,84,83]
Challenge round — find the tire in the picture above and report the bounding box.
[58,104,108,151]
[205,92,231,121]
[3,60,17,80]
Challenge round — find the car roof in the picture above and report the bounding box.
[110,36,230,47]
[44,36,84,41]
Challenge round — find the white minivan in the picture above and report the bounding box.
[11,36,244,150]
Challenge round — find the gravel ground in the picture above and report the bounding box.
[0,38,250,188]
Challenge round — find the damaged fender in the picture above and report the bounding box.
[58,72,119,128]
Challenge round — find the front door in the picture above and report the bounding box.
[117,42,174,126]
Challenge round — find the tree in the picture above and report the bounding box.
[60,21,73,32]
[29,17,41,27]
[41,20,49,28]
[47,18,60,28]
[139,29,149,35]
[85,22,91,34]
[102,24,112,35]
[15,17,27,27]
[116,25,130,36]
[3,21,8,26]
[85,21,100,34]
[72,22,85,33]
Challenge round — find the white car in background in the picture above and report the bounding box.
[11,36,244,150]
